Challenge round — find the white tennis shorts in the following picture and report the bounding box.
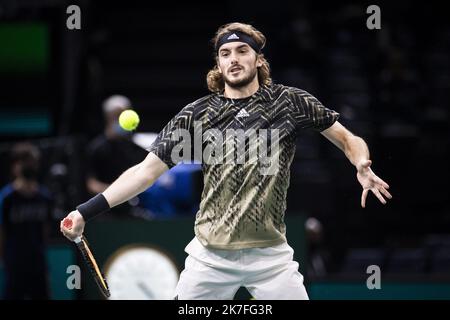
[175,237,309,300]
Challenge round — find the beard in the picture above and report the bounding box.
[223,67,258,89]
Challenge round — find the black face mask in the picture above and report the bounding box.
[21,165,39,180]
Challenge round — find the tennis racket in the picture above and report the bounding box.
[64,219,111,298]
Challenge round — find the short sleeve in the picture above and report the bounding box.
[147,103,195,168]
[288,87,339,132]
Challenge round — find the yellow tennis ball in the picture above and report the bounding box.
[119,110,140,131]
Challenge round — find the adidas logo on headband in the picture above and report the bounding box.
[216,31,262,55]
[227,33,240,40]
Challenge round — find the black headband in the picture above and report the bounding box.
[215,31,262,55]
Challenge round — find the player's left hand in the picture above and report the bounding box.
[357,159,392,208]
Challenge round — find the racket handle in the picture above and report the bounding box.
[74,236,82,244]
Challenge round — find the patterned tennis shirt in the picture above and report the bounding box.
[148,84,339,249]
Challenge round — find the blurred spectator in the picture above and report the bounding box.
[85,95,148,217]
[0,142,53,299]
[305,217,330,278]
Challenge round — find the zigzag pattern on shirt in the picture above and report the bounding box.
[149,84,339,248]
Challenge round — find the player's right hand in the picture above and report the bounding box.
[60,210,85,241]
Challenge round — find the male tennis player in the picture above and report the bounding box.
[61,22,392,299]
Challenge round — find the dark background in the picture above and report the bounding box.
[0,0,449,297]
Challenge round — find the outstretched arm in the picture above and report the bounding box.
[102,152,168,207]
[86,176,109,194]
[320,121,392,208]
[60,152,168,240]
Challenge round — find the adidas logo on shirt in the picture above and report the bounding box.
[236,108,250,118]
[227,33,240,40]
